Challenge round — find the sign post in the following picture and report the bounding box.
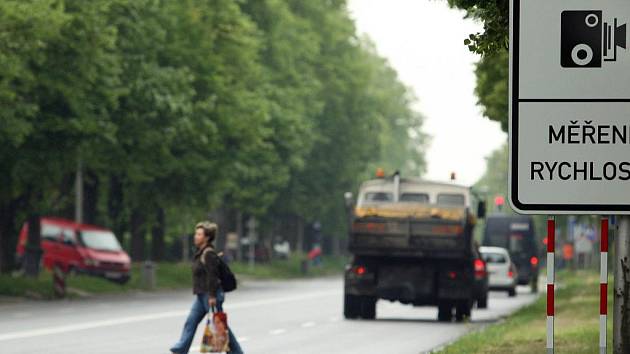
[600,217,609,354]
[546,217,555,354]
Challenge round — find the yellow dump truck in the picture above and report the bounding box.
[344,173,488,322]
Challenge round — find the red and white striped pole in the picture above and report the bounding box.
[600,217,609,354]
[547,216,555,354]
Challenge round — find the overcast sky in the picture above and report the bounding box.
[347,0,507,186]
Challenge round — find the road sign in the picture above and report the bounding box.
[509,0,630,214]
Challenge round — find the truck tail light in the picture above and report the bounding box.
[530,256,539,267]
[355,266,366,276]
[448,271,457,279]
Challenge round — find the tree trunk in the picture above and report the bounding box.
[296,216,304,254]
[108,175,125,244]
[332,234,340,256]
[0,201,17,273]
[614,215,630,354]
[23,213,42,277]
[214,207,228,251]
[236,211,243,261]
[130,208,146,261]
[83,170,99,225]
[0,204,7,273]
[151,207,165,261]
[0,165,29,273]
[57,173,76,220]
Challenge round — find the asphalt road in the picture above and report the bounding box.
[0,277,538,354]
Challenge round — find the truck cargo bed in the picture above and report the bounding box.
[349,206,473,259]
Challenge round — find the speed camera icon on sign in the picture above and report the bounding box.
[561,10,627,67]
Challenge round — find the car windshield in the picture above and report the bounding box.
[80,230,122,251]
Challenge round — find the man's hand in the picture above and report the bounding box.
[208,297,217,308]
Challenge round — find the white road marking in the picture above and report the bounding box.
[270,328,287,335]
[237,337,249,343]
[0,290,340,342]
[329,316,340,322]
[0,310,186,342]
[301,321,316,328]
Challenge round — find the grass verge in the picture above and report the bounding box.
[438,270,613,354]
[0,255,347,300]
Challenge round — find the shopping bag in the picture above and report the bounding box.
[200,310,230,353]
[199,316,214,353]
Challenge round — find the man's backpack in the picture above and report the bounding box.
[201,248,237,292]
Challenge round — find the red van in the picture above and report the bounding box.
[16,217,131,284]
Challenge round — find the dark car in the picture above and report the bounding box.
[482,214,539,292]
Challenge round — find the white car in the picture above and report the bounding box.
[480,246,518,297]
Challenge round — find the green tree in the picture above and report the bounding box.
[276,0,427,241]
[0,0,429,269]
[475,143,509,209]
[447,1,509,132]
[474,49,508,132]
[447,0,509,56]
[0,0,122,271]
[0,0,68,272]
[101,0,197,259]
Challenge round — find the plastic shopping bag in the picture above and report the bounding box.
[200,311,230,353]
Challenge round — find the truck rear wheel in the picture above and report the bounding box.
[344,294,360,319]
[455,300,472,322]
[477,296,488,309]
[437,302,453,322]
[359,296,376,320]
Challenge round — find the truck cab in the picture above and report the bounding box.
[344,173,487,322]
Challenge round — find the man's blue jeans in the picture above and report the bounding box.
[170,290,243,354]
